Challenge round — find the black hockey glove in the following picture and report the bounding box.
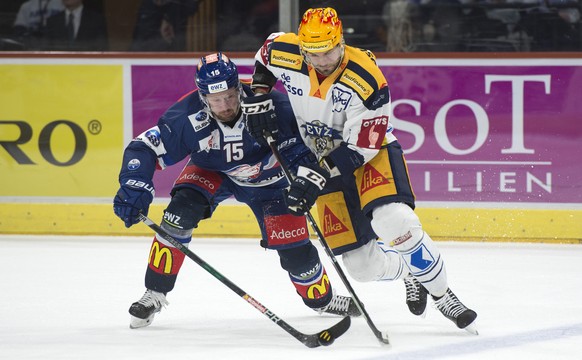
[286,165,329,216]
[241,93,278,146]
[113,179,155,228]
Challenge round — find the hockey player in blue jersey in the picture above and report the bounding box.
[113,53,360,329]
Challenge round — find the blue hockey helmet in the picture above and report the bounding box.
[195,52,240,95]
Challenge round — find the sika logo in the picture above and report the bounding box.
[323,205,348,236]
[360,163,390,195]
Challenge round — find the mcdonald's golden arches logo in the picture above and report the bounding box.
[307,274,330,299]
[149,240,173,274]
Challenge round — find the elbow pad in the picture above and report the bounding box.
[322,144,365,177]
[251,61,277,93]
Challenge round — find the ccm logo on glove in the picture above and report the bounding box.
[241,93,279,146]
[241,98,274,114]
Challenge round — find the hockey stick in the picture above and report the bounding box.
[266,135,390,346]
[138,213,350,348]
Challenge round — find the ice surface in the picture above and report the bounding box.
[1,235,581,359]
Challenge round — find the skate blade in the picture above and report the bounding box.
[463,322,479,335]
[129,314,155,329]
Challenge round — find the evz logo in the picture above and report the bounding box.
[303,121,333,138]
[331,87,352,112]
[302,120,334,154]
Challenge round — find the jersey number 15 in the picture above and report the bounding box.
[224,142,243,162]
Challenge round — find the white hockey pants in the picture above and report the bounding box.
[342,202,448,297]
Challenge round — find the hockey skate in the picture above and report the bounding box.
[404,275,428,317]
[433,288,478,335]
[315,293,362,317]
[128,289,169,329]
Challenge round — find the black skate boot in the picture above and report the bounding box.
[129,289,169,329]
[433,288,478,334]
[404,275,429,316]
[315,293,362,317]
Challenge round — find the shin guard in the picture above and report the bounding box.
[144,234,187,293]
[289,264,333,309]
[371,203,448,297]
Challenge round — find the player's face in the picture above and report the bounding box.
[205,87,240,122]
[304,45,343,76]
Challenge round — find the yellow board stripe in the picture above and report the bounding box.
[415,207,582,244]
[0,203,580,244]
[0,203,259,237]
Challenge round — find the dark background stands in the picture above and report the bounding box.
[44,0,108,51]
[1,0,581,52]
[130,0,199,51]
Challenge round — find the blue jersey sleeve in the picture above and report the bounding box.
[118,91,202,185]
[118,141,157,184]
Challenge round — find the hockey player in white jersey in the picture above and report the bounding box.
[113,53,360,329]
[243,7,478,334]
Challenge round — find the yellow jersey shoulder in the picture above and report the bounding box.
[269,33,303,71]
[273,32,300,46]
[339,46,388,101]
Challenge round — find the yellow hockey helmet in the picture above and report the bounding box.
[298,7,343,53]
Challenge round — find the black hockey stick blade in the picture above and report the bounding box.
[297,315,351,348]
[138,213,351,348]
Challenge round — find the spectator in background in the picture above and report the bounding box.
[520,0,581,50]
[44,0,108,51]
[458,0,512,51]
[219,0,278,51]
[130,0,200,51]
[12,0,65,49]
[382,0,465,52]
[382,0,418,52]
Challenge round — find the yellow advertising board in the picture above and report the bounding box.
[0,58,579,243]
[0,65,123,196]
